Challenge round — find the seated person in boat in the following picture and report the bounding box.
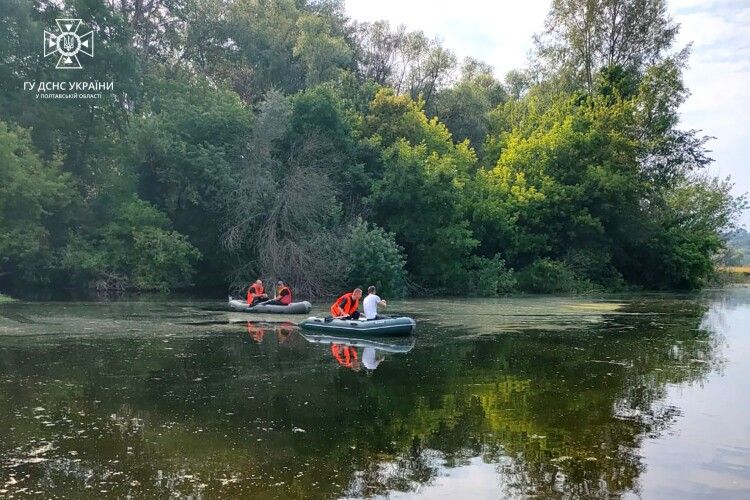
[259,281,292,306]
[330,288,363,319]
[363,286,388,320]
[246,279,268,305]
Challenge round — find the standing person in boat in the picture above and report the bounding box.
[329,288,363,319]
[259,281,292,306]
[363,286,388,320]
[246,279,268,306]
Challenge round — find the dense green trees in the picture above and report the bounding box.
[0,122,71,286]
[0,0,743,295]
[340,219,407,297]
[61,197,200,291]
[131,74,253,285]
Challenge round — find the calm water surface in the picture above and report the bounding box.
[0,290,749,498]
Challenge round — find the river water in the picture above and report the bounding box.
[0,289,748,498]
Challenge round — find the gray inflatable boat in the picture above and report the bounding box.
[299,316,416,336]
[228,297,312,314]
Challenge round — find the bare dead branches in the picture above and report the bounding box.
[222,91,348,297]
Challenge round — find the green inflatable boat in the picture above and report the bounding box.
[299,316,416,337]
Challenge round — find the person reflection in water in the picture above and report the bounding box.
[331,344,386,372]
[276,322,295,344]
[246,321,265,343]
[331,344,361,371]
[361,347,385,371]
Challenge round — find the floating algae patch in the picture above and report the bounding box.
[0,300,236,338]
[398,296,628,335]
[0,296,629,339]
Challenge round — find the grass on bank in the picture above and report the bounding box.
[715,267,750,285]
[722,266,750,275]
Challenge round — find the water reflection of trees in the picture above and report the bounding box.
[338,298,724,498]
[0,297,727,498]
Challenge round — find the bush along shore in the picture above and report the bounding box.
[0,0,745,297]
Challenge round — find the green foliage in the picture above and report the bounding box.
[340,219,407,297]
[131,73,252,286]
[363,89,454,154]
[472,94,641,269]
[61,198,200,291]
[0,0,140,185]
[625,227,720,290]
[366,140,477,290]
[0,122,72,286]
[226,0,304,95]
[516,258,578,294]
[536,0,679,91]
[432,59,508,153]
[0,0,743,296]
[726,229,750,266]
[461,255,516,296]
[563,248,624,290]
[131,228,201,291]
[287,86,368,200]
[134,74,252,210]
[293,14,354,86]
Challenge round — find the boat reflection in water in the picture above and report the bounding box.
[299,331,415,372]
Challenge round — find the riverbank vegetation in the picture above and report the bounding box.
[0,0,745,296]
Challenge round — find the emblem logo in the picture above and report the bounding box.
[44,19,94,69]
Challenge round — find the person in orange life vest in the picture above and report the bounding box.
[259,280,292,306]
[331,344,361,371]
[329,288,363,320]
[246,279,268,305]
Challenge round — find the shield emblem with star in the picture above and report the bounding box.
[44,19,94,69]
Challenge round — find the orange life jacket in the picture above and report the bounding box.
[330,292,359,317]
[276,285,292,305]
[331,344,358,368]
[247,284,265,303]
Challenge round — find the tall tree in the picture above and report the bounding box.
[355,21,457,110]
[535,0,679,90]
[432,58,508,152]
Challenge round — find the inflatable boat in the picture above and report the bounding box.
[228,297,312,314]
[299,316,415,336]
